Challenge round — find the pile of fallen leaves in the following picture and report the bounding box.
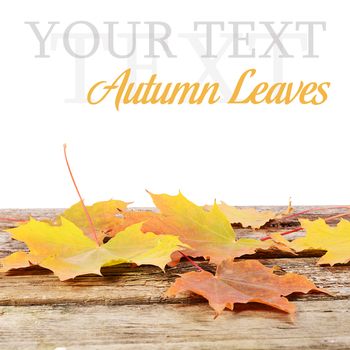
[1,146,349,318]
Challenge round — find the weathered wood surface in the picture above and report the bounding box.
[0,207,349,350]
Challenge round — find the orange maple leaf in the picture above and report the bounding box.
[166,259,327,317]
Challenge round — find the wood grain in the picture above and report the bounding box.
[0,258,349,306]
[1,301,350,350]
[0,207,349,350]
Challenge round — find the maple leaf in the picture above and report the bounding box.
[166,259,326,317]
[62,200,129,243]
[63,200,164,243]
[147,191,287,265]
[289,218,350,265]
[204,200,292,229]
[0,218,187,281]
[110,210,162,236]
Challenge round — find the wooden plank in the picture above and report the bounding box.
[0,207,349,350]
[0,258,348,306]
[1,300,350,350]
[0,207,349,306]
[0,205,345,258]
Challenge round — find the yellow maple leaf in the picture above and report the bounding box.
[204,200,292,229]
[0,218,187,280]
[62,200,129,243]
[290,218,350,265]
[147,191,285,265]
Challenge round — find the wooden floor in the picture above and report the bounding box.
[0,207,349,350]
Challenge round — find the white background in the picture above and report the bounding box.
[0,0,349,208]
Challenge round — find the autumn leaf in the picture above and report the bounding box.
[147,191,288,265]
[166,259,326,317]
[110,210,162,236]
[204,200,292,229]
[63,200,165,244]
[267,232,297,252]
[0,217,187,280]
[62,200,129,243]
[289,218,350,265]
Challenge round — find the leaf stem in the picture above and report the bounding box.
[0,217,28,223]
[261,209,350,241]
[63,144,99,245]
[261,227,303,241]
[324,211,350,222]
[177,251,204,272]
[281,205,350,221]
